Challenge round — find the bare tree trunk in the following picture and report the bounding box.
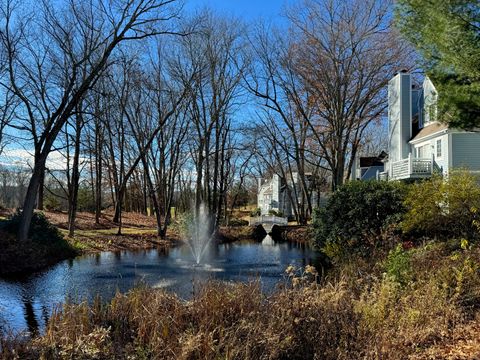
[195,140,204,218]
[36,167,45,211]
[141,154,163,237]
[95,121,102,224]
[68,113,83,237]
[18,153,48,241]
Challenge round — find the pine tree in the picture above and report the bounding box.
[396,0,480,128]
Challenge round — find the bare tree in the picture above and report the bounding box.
[288,0,412,189]
[0,90,15,157]
[248,0,412,191]
[147,105,189,237]
[0,0,184,241]
[246,25,328,222]
[66,106,86,237]
[106,53,190,235]
[249,112,326,224]
[174,12,246,229]
[85,90,107,224]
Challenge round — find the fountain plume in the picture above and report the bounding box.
[185,203,215,264]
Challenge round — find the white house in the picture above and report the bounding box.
[378,71,480,181]
[257,174,287,215]
[257,172,320,217]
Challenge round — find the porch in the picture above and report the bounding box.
[390,155,434,180]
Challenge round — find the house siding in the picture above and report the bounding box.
[423,78,438,125]
[388,73,411,165]
[411,132,449,175]
[388,76,400,162]
[435,133,449,174]
[381,73,480,181]
[400,74,411,160]
[257,173,315,217]
[451,133,480,170]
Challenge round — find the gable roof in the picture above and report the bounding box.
[410,122,448,143]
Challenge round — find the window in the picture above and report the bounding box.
[424,89,438,124]
[416,145,428,158]
[436,139,442,158]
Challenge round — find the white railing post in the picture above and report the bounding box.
[408,153,413,175]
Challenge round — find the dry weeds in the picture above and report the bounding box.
[1,242,479,360]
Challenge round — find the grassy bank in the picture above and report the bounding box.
[270,225,311,244]
[43,211,177,253]
[0,210,178,275]
[217,224,266,243]
[2,239,479,359]
[0,212,79,275]
[0,209,264,275]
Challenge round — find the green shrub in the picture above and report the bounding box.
[1,211,78,274]
[250,208,261,216]
[385,244,412,285]
[5,211,64,243]
[44,193,62,212]
[313,180,407,260]
[268,209,283,217]
[401,170,480,239]
[227,218,249,227]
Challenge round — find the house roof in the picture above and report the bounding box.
[410,122,448,142]
[360,157,384,168]
[359,151,388,167]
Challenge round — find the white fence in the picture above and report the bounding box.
[391,156,433,180]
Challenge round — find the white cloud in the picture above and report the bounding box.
[0,147,82,171]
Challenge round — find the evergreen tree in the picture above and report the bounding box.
[396,0,480,128]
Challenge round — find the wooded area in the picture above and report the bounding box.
[0,0,410,238]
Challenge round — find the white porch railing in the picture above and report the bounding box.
[391,155,433,180]
[378,171,389,181]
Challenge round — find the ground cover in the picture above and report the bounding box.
[1,239,479,359]
[0,210,178,275]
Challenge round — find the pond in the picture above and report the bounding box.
[0,236,323,334]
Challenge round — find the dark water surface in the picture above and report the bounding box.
[0,236,323,334]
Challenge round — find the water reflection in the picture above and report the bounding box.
[22,294,39,335]
[0,237,324,334]
[261,235,275,246]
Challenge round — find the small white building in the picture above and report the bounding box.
[257,172,322,217]
[378,71,480,181]
[257,174,290,216]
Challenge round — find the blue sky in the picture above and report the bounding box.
[186,0,290,21]
[2,0,289,169]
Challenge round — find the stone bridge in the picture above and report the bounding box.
[248,215,288,233]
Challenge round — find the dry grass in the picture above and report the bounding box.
[270,225,311,244]
[0,210,178,275]
[1,209,179,254]
[2,241,480,359]
[45,211,159,231]
[46,211,178,253]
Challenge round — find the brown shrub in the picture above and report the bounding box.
[2,243,480,359]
